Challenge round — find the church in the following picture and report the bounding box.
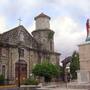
[0,13,60,84]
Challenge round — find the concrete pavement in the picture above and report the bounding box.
[51,87,88,90]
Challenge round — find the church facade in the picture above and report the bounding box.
[0,13,60,83]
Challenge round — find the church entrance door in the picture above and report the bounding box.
[15,60,27,84]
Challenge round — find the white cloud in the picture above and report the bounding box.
[0,0,8,4]
[0,0,89,61]
[18,0,42,7]
[27,21,35,34]
[51,16,86,60]
[46,0,90,10]
[0,16,7,33]
[44,0,90,17]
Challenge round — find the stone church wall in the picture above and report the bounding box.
[50,54,59,65]
[7,47,39,82]
[8,47,18,81]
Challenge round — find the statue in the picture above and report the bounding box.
[86,19,90,37]
[18,31,24,42]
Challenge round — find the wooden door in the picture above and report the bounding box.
[15,60,27,84]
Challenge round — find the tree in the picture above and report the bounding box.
[32,61,60,82]
[70,51,80,79]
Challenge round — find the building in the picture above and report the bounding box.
[0,13,60,84]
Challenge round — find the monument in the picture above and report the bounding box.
[77,19,90,83]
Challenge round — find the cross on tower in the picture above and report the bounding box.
[18,18,22,26]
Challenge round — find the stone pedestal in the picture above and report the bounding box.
[78,42,90,83]
[77,70,90,83]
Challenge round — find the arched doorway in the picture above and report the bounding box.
[15,60,27,84]
[2,65,6,78]
[61,56,72,82]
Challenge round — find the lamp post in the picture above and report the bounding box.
[17,24,24,87]
[65,67,68,88]
[17,40,23,87]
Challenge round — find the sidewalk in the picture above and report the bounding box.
[37,87,88,90]
[51,87,88,90]
[39,82,89,90]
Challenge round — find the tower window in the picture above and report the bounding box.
[50,40,52,50]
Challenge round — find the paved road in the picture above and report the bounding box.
[0,87,88,90]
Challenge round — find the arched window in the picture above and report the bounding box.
[2,65,5,78]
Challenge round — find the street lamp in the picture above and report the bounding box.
[17,25,24,87]
[65,66,70,88]
[17,40,24,87]
[17,40,23,87]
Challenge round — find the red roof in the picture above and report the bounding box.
[34,13,51,20]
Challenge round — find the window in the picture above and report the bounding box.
[2,65,5,78]
[2,48,7,57]
[50,40,52,50]
[19,32,24,42]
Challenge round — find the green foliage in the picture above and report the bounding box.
[32,61,60,82]
[0,74,5,85]
[70,51,80,79]
[59,66,64,78]
[23,78,38,85]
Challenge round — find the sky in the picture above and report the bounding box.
[0,0,90,60]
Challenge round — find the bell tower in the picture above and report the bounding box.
[32,13,54,51]
[35,13,50,30]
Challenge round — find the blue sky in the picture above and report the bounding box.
[0,0,90,60]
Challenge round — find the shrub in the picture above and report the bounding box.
[0,74,5,85]
[32,61,60,82]
[23,78,38,85]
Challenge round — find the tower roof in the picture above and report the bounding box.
[34,13,51,20]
